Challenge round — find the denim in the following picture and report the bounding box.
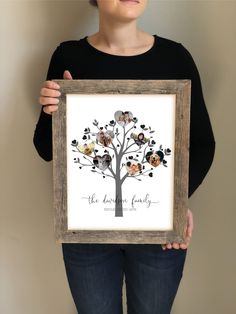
[62,244,187,314]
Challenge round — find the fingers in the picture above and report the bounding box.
[39,81,61,113]
[39,96,59,106]
[41,87,61,98]
[161,209,193,251]
[186,209,194,238]
[38,70,72,114]
[63,70,73,80]
[161,242,174,250]
[180,242,188,250]
[43,80,60,89]
[43,105,59,114]
[162,241,189,250]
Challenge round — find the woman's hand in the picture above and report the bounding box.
[162,209,194,250]
[39,70,73,114]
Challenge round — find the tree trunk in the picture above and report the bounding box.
[115,179,123,217]
[115,134,125,217]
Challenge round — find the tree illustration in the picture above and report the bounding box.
[71,110,171,217]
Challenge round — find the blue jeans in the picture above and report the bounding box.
[62,244,187,314]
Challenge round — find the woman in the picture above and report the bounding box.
[34,0,215,313]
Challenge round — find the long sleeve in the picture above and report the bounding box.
[179,45,215,197]
[33,44,65,161]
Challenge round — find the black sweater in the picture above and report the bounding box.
[33,35,215,197]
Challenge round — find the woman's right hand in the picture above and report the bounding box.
[39,70,73,114]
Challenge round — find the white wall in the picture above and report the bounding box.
[1,1,235,313]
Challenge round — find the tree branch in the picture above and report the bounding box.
[123,143,138,155]
[91,169,115,180]
[111,142,118,156]
[118,125,126,155]
[121,167,153,184]
[102,172,115,179]
[125,138,130,150]
[107,166,116,178]
[124,122,136,137]
[128,169,153,178]
[116,133,122,146]
[76,162,93,168]
[121,172,129,184]
[120,163,125,171]
[73,146,94,160]
[141,143,150,163]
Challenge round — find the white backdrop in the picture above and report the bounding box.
[67,94,175,230]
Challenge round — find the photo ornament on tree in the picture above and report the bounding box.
[52,80,191,244]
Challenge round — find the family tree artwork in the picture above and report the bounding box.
[53,80,190,242]
[71,110,172,217]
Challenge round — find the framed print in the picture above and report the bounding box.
[52,80,191,244]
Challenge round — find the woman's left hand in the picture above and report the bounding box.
[161,209,194,250]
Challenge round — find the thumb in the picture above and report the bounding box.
[63,70,73,80]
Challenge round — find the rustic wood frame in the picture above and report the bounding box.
[52,80,191,244]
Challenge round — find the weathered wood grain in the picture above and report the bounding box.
[52,80,191,244]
